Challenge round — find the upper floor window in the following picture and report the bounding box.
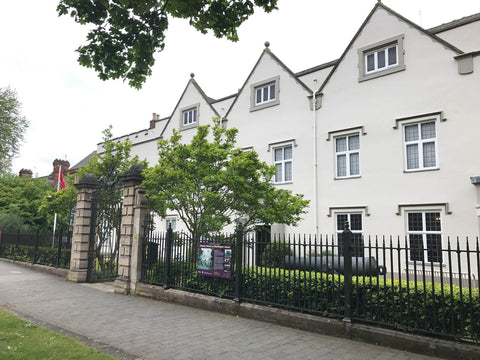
[180,104,199,130]
[335,134,360,178]
[183,108,196,126]
[250,76,280,111]
[274,145,292,184]
[407,211,442,264]
[365,44,398,74]
[166,218,177,231]
[404,121,437,171]
[256,82,276,105]
[358,35,405,82]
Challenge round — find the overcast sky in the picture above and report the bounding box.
[2,0,479,177]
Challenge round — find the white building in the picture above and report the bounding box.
[96,2,480,267]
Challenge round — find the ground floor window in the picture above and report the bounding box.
[407,211,442,263]
[336,213,364,257]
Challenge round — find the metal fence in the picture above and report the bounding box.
[0,227,72,269]
[140,224,480,344]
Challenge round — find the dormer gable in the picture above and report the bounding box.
[316,2,464,97]
[224,42,312,119]
[160,74,221,139]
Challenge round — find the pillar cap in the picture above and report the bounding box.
[75,173,98,189]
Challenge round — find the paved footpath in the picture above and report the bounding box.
[0,260,440,360]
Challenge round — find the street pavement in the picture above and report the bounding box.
[0,260,441,360]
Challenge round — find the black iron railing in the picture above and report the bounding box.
[0,227,72,269]
[140,224,480,343]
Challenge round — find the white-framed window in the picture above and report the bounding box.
[336,213,364,257]
[179,104,199,130]
[182,108,197,126]
[358,35,405,82]
[250,76,280,111]
[406,211,442,264]
[166,218,177,231]
[255,82,276,105]
[335,134,360,178]
[274,145,292,184]
[404,121,437,171]
[365,44,398,74]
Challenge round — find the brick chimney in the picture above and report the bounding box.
[150,113,157,129]
[52,159,70,188]
[19,169,33,178]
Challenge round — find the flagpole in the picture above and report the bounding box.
[52,165,61,247]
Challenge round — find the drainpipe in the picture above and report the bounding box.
[312,81,319,239]
[471,176,480,236]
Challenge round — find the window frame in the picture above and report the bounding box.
[334,133,361,179]
[358,35,405,82]
[273,144,293,184]
[335,212,364,257]
[180,104,200,130]
[165,218,177,231]
[403,121,438,171]
[406,210,443,264]
[250,76,280,111]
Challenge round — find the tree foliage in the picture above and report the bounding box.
[0,87,29,175]
[143,120,309,240]
[0,174,52,230]
[56,0,279,88]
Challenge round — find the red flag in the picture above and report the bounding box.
[57,167,66,190]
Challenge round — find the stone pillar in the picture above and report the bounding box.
[68,174,98,283]
[114,164,149,295]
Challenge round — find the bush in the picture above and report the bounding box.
[0,244,71,269]
[260,241,292,268]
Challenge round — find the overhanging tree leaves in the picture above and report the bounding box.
[0,87,29,175]
[56,0,279,88]
[142,120,309,241]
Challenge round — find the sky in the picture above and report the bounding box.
[1,0,479,177]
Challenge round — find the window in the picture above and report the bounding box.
[335,134,360,178]
[250,76,280,111]
[358,35,405,82]
[180,104,199,130]
[274,145,292,183]
[365,44,398,74]
[166,218,176,231]
[182,108,196,126]
[404,121,437,170]
[407,212,442,263]
[336,213,364,257]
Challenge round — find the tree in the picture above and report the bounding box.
[142,120,309,241]
[0,87,29,175]
[56,0,279,89]
[0,174,52,230]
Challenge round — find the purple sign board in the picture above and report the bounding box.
[197,242,233,279]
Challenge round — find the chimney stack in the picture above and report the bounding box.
[150,112,158,129]
[19,169,33,178]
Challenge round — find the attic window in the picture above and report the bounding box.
[179,104,199,130]
[358,35,405,82]
[250,76,280,111]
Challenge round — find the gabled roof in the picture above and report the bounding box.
[160,75,221,138]
[224,43,313,119]
[428,12,480,34]
[69,151,97,171]
[315,1,464,96]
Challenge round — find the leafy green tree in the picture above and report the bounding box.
[0,174,52,230]
[0,87,29,175]
[143,120,309,242]
[56,0,279,88]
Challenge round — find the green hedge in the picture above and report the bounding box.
[0,244,71,269]
[142,263,479,340]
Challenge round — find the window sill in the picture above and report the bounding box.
[334,175,361,181]
[180,123,198,131]
[274,181,293,186]
[406,261,446,268]
[250,101,279,112]
[403,167,439,173]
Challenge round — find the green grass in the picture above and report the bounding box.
[0,309,118,360]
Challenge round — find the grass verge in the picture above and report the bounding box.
[0,309,118,360]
